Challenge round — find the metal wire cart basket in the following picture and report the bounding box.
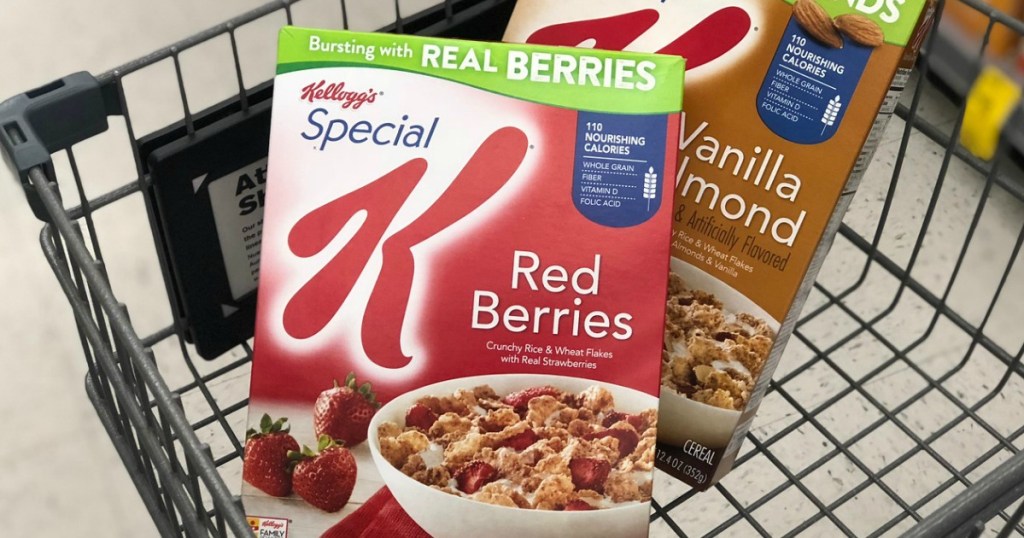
[2,0,1023,536]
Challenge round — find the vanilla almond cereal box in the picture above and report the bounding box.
[241,27,684,537]
[505,0,936,489]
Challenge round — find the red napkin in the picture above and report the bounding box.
[322,487,431,538]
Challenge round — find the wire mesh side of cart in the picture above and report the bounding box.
[4,2,514,536]
[3,0,1024,537]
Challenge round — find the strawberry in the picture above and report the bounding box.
[405,403,438,431]
[501,386,562,410]
[498,428,539,451]
[602,412,647,431]
[454,460,498,494]
[290,435,358,512]
[313,373,380,446]
[583,428,640,459]
[569,458,611,493]
[563,499,596,511]
[243,414,300,497]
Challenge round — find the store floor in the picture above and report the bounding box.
[1,1,1021,536]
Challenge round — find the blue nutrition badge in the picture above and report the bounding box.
[572,112,668,228]
[756,17,872,145]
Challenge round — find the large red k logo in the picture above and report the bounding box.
[283,127,529,368]
[526,8,752,71]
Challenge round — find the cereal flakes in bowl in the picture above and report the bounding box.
[367,374,658,538]
[658,258,780,449]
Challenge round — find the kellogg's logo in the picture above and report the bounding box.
[300,80,379,110]
[247,516,288,538]
[526,7,752,71]
[283,127,529,369]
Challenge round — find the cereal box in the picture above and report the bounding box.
[240,27,684,537]
[505,0,936,489]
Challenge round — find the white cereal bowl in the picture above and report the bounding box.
[367,374,657,538]
[657,258,781,449]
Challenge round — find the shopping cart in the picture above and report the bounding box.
[1,0,1022,536]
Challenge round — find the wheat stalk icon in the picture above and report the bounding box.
[644,167,658,210]
[821,95,842,134]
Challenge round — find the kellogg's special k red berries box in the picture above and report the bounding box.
[241,27,684,537]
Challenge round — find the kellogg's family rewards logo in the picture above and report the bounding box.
[248,516,288,538]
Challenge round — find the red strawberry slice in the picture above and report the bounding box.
[454,461,498,494]
[502,386,562,410]
[564,499,596,511]
[498,429,539,451]
[313,373,380,446]
[602,412,647,431]
[405,403,438,431]
[569,458,611,493]
[584,428,641,459]
[243,414,300,497]
[290,436,357,513]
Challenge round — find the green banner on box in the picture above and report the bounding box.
[277,27,685,115]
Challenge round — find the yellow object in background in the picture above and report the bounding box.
[961,66,1022,160]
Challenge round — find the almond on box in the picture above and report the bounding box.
[505,0,937,489]
[240,27,684,537]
